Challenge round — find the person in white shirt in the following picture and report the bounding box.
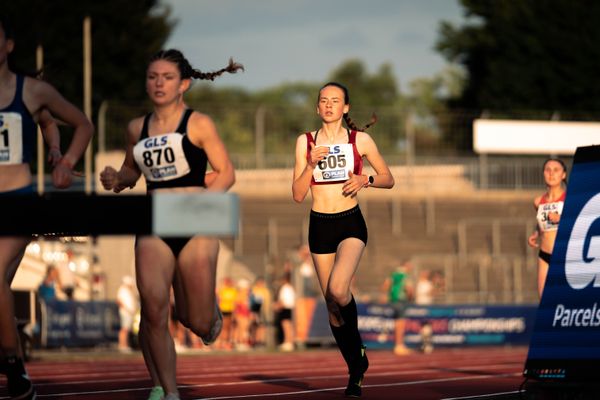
[117,275,139,352]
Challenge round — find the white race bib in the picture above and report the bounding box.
[537,200,564,232]
[0,112,23,165]
[312,143,354,183]
[133,133,191,182]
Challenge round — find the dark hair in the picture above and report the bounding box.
[543,157,568,184]
[318,81,377,131]
[0,16,45,78]
[0,16,14,40]
[149,49,244,81]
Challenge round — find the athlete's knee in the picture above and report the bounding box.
[140,302,169,328]
[186,314,212,337]
[326,285,350,305]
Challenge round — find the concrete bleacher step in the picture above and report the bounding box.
[227,188,537,301]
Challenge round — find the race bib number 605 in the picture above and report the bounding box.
[312,144,354,183]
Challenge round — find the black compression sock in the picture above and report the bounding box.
[338,296,367,372]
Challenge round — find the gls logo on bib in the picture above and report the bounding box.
[565,192,600,289]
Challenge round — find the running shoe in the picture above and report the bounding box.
[163,393,181,400]
[200,302,223,346]
[147,385,164,400]
[7,372,36,400]
[344,346,369,398]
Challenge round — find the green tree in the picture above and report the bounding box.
[436,0,600,113]
[2,0,173,116]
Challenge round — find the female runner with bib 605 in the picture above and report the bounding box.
[100,49,242,400]
[292,82,394,398]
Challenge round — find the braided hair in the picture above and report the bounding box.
[318,82,377,131]
[149,49,244,81]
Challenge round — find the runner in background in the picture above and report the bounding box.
[527,158,567,297]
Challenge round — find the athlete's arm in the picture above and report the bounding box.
[341,131,394,196]
[99,119,142,193]
[292,134,329,203]
[188,112,235,192]
[37,109,62,166]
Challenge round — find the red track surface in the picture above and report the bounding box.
[0,346,528,399]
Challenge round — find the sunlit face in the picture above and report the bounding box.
[317,85,349,123]
[543,160,566,187]
[145,59,189,105]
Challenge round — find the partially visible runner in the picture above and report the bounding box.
[0,16,93,400]
[527,158,567,297]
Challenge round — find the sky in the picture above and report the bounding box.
[161,0,465,92]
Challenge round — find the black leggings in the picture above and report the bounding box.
[539,250,552,264]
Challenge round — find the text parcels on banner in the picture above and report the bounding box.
[524,145,600,382]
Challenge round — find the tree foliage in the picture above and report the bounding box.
[1,0,173,117]
[436,0,600,113]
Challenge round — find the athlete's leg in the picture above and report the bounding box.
[172,237,220,340]
[0,236,35,398]
[136,236,178,396]
[537,257,549,297]
[319,238,368,396]
[0,237,30,356]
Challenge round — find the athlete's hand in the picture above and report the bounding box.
[308,142,329,169]
[342,171,366,198]
[51,159,74,189]
[100,166,126,193]
[548,211,560,224]
[47,147,63,167]
[527,230,539,248]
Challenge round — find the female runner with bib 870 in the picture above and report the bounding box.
[100,49,242,400]
[292,82,394,398]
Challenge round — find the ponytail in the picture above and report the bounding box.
[149,49,244,81]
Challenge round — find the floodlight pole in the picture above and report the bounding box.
[83,16,92,194]
[36,45,44,194]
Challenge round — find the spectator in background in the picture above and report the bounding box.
[381,261,414,356]
[233,278,251,350]
[216,277,237,350]
[414,269,435,354]
[55,261,76,300]
[414,269,434,306]
[275,272,296,352]
[293,244,319,349]
[249,276,270,348]
[38,265,60,303]
[117,275,138,352]
[527,158,567,297]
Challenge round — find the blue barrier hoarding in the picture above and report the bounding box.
[41,300,120,348]
[524,145,600,382]
[402,305,537,348]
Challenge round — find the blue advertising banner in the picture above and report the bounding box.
[402,305,537,348]
[524,145,600,382]
[41,300,120,348]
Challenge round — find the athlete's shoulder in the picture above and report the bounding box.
[127,116,145,138]
[188,110,216,132]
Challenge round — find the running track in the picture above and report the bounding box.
[0,346,528,399]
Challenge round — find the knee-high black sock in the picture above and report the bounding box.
[339,296,365,370]
[330,296,364,372]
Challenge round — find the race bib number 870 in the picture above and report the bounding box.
[313,144,354,183]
